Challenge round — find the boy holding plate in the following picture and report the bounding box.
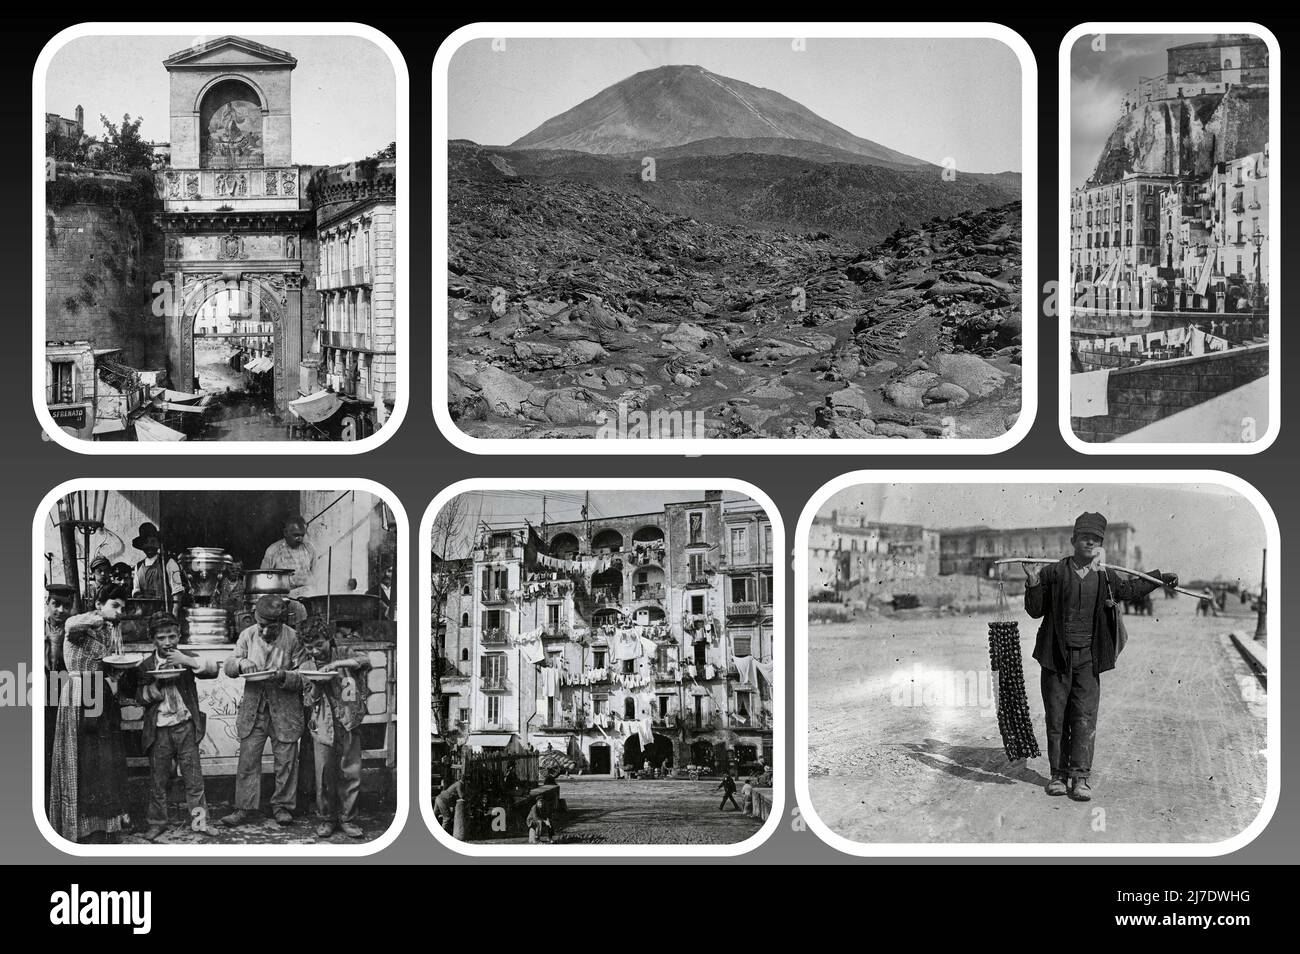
[138,611,219,841]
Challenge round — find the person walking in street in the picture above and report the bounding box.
[716,771,741,811]
[1023,512,1179,802]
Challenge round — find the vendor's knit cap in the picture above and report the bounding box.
[1073,512,1107,540]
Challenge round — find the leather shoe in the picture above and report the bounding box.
[1045,776,1068,796]
[273,808,294,826]
[340,821,364,839]
[315,821,336,838]
[1070,777,1093,801]
[220,809,253,828]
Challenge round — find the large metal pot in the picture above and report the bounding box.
[244,568,293,594]
[298,593,385,621]
[181,548,229,602]
[183,606,230,645]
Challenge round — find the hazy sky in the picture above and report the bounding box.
[1070,33,1214,187]
[449,37,1022,172]
[822,483,1266,582]
[433,490,750,557]
[46,35,396,165]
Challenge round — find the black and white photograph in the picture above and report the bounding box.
[426,488,778,846]
[38,487,400,847]
[803,480,1270,845]
[1066,30,1275,446]
[40,31,401,445]
[443,35,1027,443]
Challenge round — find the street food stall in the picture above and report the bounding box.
[44,489,399,778]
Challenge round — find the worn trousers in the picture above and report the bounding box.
[234,706,299,813]
[1040,645,1101,779]
[147,721,207,826]
[313,727,362,823]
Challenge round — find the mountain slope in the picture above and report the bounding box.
[510,64,928,166]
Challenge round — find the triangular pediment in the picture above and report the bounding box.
[164,35,297,70]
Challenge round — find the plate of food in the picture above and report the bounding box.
[101,653,144,668]
[147,668,185,680]
[242,669,281,682]
[300,669,339,682]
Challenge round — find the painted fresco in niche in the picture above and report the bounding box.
[200,79,264,169]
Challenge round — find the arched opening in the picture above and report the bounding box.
[591,528,623,554]
[185,277,283,439]
[460,613,469,627]
[591,563,623,604]
[690,739,717,771]
[462,584,471,596]
[622,733,643,771]
[632,566,665,602]
[644,733,674,770]
[591,607,621,629]
[549,532,579,560]
[632,526,664,544]
[634,605,665,626]
[588,741,610,775]
[200,79,265,169]
[460,648,469,661]
[623,697,636,720]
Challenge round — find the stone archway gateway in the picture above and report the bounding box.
[174,271,301,414]
[156,37,315,420]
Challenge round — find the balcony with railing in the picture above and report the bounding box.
[651,712,683,729]
[541,623,570,640]
[481,588,510,605]
[324,330,374,352]
[481,627,509,646]
[727,600,760,618]
[632,584,665,605]
[480,674,510,692]
[318,265,373,291]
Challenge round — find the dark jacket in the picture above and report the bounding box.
[137,649,218,753]
[225,625,305,743]
[1025,557,1164,675]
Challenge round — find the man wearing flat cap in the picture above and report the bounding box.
[221,594,305,828]
[1022,512,1179,802]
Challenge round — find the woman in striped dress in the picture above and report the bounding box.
[48,584,136,843]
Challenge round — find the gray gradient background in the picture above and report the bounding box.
[8,19,1294,864]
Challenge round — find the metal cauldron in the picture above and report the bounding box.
[183,606,230,645]
[244,568,293,595]
[180,548,229,603]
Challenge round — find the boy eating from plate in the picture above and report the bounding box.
[300,615,371,839]
[138,611,219,841]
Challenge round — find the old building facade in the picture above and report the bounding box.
[462,494,774,775]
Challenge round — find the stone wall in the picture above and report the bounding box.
[45,173,164,367]
[1072,343,1269,442]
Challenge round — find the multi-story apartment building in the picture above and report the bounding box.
[430,555,474,746]
[310,156,397,439]
[462,493,774,775]
[806,511,939,594]
[1069,173,1174,308]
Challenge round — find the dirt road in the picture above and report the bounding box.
[806,595,1267,844]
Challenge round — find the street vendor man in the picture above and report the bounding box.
[131,522,185,606]
[1022,512,1179,802]
[261,515,317,598]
